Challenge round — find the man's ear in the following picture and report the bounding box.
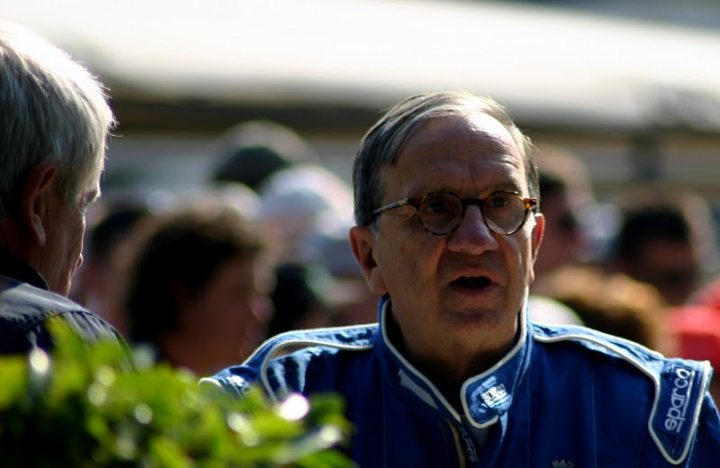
[526,213,545,286]
[530,213,545,263]
[349,226,387,296]
[19,163,58,246]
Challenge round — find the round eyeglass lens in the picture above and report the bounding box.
[483,192,526,234]
[418,192,463,234]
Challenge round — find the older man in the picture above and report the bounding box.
[207,91,720,465]
[0,21,124,353]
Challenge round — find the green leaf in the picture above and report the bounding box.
[0,320,354,467]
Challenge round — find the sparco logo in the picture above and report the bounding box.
[663,367,694,433]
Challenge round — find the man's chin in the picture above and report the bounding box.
[440,306,517,342]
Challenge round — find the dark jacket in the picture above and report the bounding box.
[0,247,126,354]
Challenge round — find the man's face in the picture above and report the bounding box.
[39,182,99,296]
[351,115,544,369]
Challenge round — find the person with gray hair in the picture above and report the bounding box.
[0,21,125,353]
[206,91,720,465]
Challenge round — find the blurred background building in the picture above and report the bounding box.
[3,0,720,218]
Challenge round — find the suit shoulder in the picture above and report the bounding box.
[206,324,378,399]
[531,322,665,365]
[531,322,716,464]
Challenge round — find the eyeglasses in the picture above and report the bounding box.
[371,191,538,236]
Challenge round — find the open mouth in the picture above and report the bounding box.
[450,276,492,289]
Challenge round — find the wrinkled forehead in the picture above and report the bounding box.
[377,114,528,195]
[395,114,524,171]
[466,113,520,147]
[401,112,521,154]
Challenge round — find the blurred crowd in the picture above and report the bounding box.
[71,120,377,377]
[69,119,720,400]
[529,144,720,400]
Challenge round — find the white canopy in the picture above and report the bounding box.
[3,0,720,132]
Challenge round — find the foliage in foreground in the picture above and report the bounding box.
[0,320,353,467]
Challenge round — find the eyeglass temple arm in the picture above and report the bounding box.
[372,197,417,216]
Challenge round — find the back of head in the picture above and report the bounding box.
[611,188,718,305]
[615,191,693,259]
[211,120,319,192]
[534,145,594,278]
[0,21,115,220]
[86,199,154,268]
[536,145,593,211]
[257,163,354,261]
[352,90,538,228]
[267,262,333,336]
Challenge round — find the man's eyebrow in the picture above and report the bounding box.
[407,183,525,197]
[427,185,456,193]
[492,183,524,194]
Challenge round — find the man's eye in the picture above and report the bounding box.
[422,195,454,214]
[487,193,512,208]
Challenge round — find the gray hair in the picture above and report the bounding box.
[0,21,115,219]
[352,90,538,227]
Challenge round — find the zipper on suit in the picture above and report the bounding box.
[448,418,483,466]
[447,420,468,468]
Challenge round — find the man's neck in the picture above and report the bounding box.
[385,304,519,410]
[0,244,48,290]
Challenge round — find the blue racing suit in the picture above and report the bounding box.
[207,297,720,466]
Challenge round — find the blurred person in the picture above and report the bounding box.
[268,258,375,332]
[689,276,720,311]
[532,145,593,279]
[527,146,593,325]
[206,91,720,465]
[258,163,376,326]
[303,228,380,326]
[266,262,335,336]
[257,163,355,262]
[666,305,720,402]
[202,181,352,333]
[525,294,583,326]
[256,162,370,327]
[608,189,719,306]
[200,182,261,220]
[533,265,668,351]
[123,200,273,376]
[0,21,125,353]
[211,120,320,193]
[71,192,157,335]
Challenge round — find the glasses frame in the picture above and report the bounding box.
[371,190,538,236]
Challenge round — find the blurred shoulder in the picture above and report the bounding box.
[0,275,124,353]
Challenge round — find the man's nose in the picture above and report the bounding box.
[446,205,499,253]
